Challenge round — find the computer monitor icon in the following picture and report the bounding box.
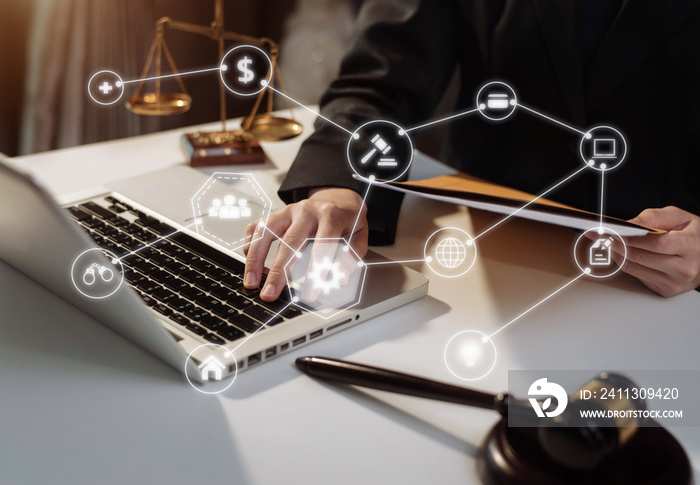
[593,139,616,159]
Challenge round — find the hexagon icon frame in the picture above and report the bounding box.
[284,237,368,320]
[191,173,272,252]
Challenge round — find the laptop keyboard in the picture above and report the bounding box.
[66,195,302,345]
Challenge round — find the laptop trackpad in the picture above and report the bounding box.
[107,165,279,261]
[107,165,214,226]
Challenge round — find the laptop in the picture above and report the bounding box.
[0,158,428,383]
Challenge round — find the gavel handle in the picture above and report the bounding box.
[296,356,510,414]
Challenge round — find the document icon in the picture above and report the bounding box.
[589,237,614,266]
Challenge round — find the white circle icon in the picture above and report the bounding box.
[476,81,518,121]
[70,248,124,299]
[573,227,627,279]
[579,126,627,171]
[435,237,466,268]
[87,70,125,106]
[424,227,477,278]
[346,120,413,183]
[444,330,498,381]
[219,45,273,97]
[185,344,238,395]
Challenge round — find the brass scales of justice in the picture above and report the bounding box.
[125,0,303,166]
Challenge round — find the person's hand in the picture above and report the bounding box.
[616,206,700,297]
[243,187,368,301]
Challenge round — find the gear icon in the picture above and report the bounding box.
[308,257,345,294]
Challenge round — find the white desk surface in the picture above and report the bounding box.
[2,108,699,484]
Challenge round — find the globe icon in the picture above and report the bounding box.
[435,237,467,268]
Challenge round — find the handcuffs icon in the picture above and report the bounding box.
[82,263,114,286]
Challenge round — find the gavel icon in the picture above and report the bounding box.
[296,357,691,484]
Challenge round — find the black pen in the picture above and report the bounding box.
[295,356,519,416]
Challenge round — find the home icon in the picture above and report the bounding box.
[198,355,226,381]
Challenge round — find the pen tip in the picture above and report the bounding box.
[295,356,313,372]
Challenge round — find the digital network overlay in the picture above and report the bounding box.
[84,46,630,392]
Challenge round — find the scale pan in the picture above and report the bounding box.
[242,114,303,141]
[126,93,192,115]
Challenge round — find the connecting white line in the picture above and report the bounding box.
[599,170,606,229]
[364,258,426,266]
[516,103,588,136]
[349,177,373,246]
[404,107,480,133]
[260,223,298,253]
[233,301,294,352]
[120,66,222,85]
[473,165,588,241]
[488,272,586,339]
[234,232,257,252]
[267,85,355,136]
[86,72,632,382]
[118,222,198,261]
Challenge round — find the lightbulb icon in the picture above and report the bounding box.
[463,343,480,367]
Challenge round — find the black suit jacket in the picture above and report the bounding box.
[279,0,700,245]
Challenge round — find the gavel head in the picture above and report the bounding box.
[536,372,646,471]
[479,372,691,484]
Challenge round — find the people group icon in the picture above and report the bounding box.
[209,195,252,220]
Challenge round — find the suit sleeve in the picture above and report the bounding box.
[278,0,460,245]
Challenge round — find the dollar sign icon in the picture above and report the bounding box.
[237,56,254,84]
